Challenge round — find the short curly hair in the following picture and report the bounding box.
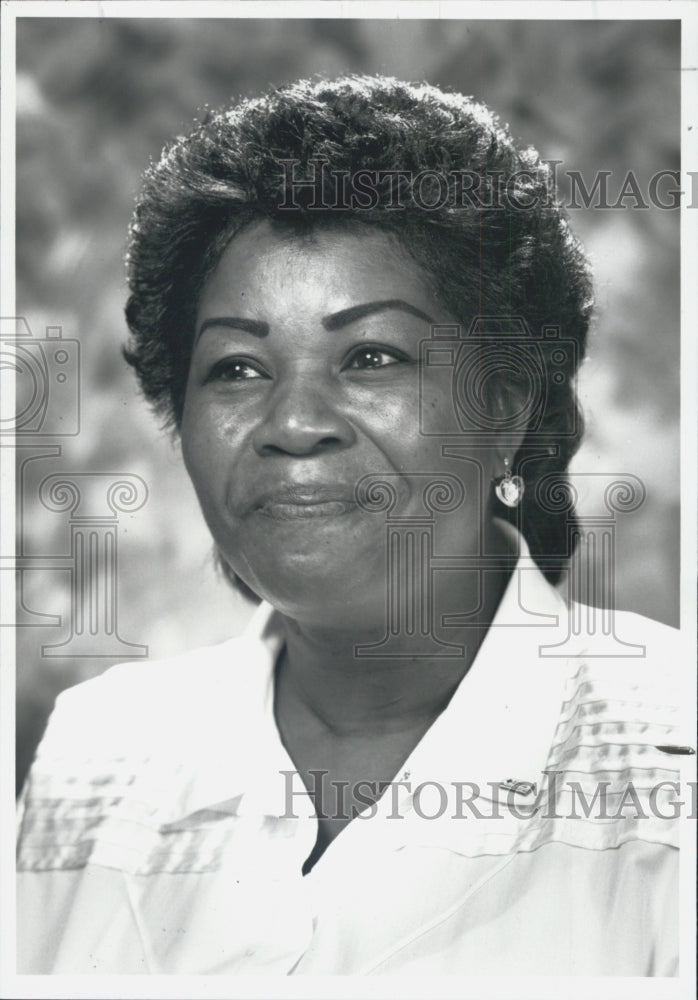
[124,74,593,585]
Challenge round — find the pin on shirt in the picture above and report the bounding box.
[498,779,538,797]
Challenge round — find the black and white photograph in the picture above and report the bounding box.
[1,2,696,996]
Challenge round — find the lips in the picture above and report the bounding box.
[251,484,359,520]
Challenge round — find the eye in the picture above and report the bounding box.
[343,345,411,371]
[203,357,268,384]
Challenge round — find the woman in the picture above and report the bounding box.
[17,75,687,976]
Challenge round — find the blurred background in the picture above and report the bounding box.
[14,17,680,792]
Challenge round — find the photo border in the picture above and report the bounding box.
[1,3,695,998]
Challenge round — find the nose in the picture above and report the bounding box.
[251,374,357,457]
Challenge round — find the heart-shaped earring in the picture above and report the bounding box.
[494,458,524,508]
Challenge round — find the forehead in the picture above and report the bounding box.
[197,219,437,316]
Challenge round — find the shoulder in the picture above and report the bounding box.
[558,606,691,754]
[568,602,683,656]
[557,604,690,709]
[530,608,694,853]
[17,631,259,872]
[561,606,691,735]
[34,633,248,756]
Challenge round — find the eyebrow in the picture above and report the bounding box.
[197,317,270,340]
[196,299,435,341]
[321,299,435,331]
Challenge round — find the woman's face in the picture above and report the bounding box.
[181,220,501,628]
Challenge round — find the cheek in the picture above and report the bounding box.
[381,390,495,530]
[180,399,231,509]
[180,405,207,489]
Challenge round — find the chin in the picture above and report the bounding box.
[249,559,387,625]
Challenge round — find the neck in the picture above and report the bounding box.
[274,553,514,740]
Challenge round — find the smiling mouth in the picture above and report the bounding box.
[258,500,357,520]
[253,486,358,521]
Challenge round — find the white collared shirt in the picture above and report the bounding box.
[17,537,690,976]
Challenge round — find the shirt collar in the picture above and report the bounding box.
[152,522,571,828]
[400,526,570,801]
